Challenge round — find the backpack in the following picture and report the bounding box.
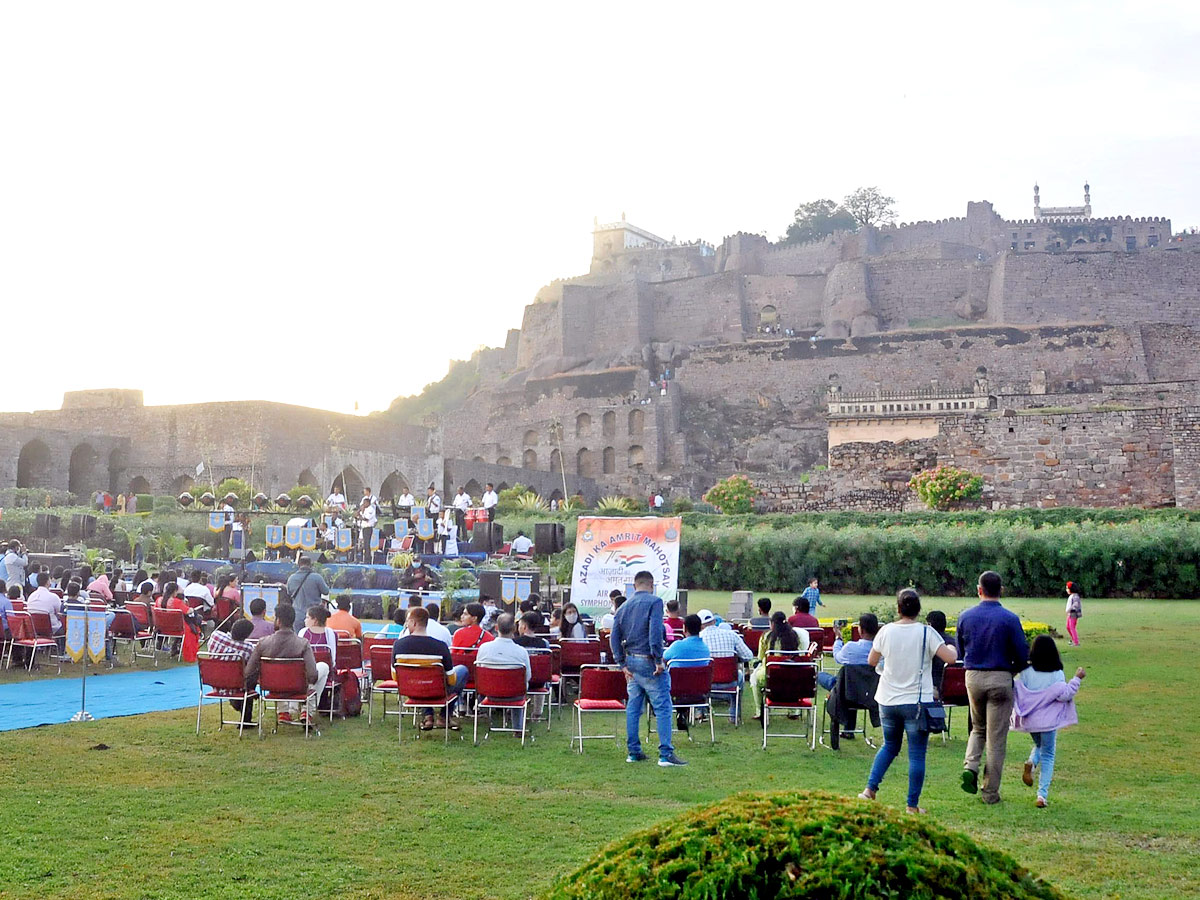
[339,672,362,717]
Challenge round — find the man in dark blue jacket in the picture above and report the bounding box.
[610,571,687,767]
[957,570,1030,804]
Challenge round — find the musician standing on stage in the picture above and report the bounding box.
[358,488,379,562]
[481,483,499,523]
[452,485,471,537]
[425,484,442,519]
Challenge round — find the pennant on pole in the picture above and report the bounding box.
[299,527,318,551]
[265,524,284,548]
[208,512,226,533]
[501,575,517,605]
[336,528,353,552]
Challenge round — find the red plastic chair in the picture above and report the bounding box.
[4,612,61,673]
[367,643,398,725]
[151,607,187,665]
[661,662,715,744]
[710,654,743,726]
[851,624,862,642]
[763,660,818,750]
[28,611,66,666]
[742,628,763,655]
[549,644,563,707]
[362,635,394,681]
[571,665,628,753]
[527,649,553,729]
[396,661,455,744]
[258,657,319,738]
[196,653,259,738]
[309,643,339,722]
[559,639,602,696]
[451,646,479,706]
[473,664,531,746]
[110,608,155,665]
[337,638,366,697]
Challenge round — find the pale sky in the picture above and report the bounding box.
[2,1,1197,416]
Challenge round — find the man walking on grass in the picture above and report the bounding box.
[610,570,687,767]
[957,570,1030,804]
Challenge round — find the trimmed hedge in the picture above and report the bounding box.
[544,791,1067,899]
[680,520,1200,599]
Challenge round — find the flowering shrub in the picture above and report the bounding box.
[703,475,758,514]
[909,466,984,510]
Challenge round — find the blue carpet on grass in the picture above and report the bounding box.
[0,665,199,731]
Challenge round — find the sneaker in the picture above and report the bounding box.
[840,732,857,740]
[676,714,690,731]
[626,752,648,763]
[961,769,979,794]
[277,712,293,724]
[1023,762,1034,787]
[658,752,688,767]
[1036,796,1048,808]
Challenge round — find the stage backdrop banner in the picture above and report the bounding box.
[570,516,682,615]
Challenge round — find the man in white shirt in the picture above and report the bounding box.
[397,490,416,509]
[481,483,499,522]
[326,490,346,509]
[697,609,754,723]
[27,572,65,633]
[510,531,533,555]
[452,486,471,536]
[358,498,378,562]
[653,493,665,510]
[425,484,442,519]
[475,613,531,728]
[183,569,214,616]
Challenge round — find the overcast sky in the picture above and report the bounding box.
[2,1,1197,416]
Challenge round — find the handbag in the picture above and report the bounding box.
[916,625,947,734]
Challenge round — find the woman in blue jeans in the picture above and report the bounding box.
[857,589,958,814]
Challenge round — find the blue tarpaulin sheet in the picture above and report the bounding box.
[0,666,199,732]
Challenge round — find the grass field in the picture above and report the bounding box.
[1,595,1196,899]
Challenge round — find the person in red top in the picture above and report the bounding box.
[450,602,494,649]
[787,596,821,631]
[663,598,685,635]
[158,583,201,662]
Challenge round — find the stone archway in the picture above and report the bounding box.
[170,474,193,495]
[550,449,563,474]
[577,447,596,477]
[628,408,644,436]
[297,468,319,489]
[602,411,616,439]
[128,475,152,494]
[69,443,99,495]
[379,470,410,502]
[17,439,52,489]
[602,446,615,474]
[496,456,512,467]
[523,449,538,469]
[108,447,125,493]
[628,445,645,468]
[575,413,592,437]
[332,465,365,499]
[464,478,483,497]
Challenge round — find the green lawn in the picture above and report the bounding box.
[1,596,1196,899]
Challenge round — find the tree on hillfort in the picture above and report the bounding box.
[844,186,897,229]
[783,198,858,245]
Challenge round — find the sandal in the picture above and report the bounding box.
[906,806,927,814]
[421,716,435,731]
[857,789,876,801]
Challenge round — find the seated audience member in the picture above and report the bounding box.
[158,582,202,662]
[599,590,625,632]
[479,595,501,632]
[510,531,533,555]
[548,608,563,639]
[212,575,241,623]
[28,571,66,634]
[817,613,880,691]
[664,598,685,635]
[398,554,438,592]
[50,566,65,590]
[519,591,541,614]
[751,611,804,720]
[788,596,821,631]
[247,598,275,640]
[697,609,754,723]
[559,602,587,640]
[208,618,255,662]
[299,605,338,670]
[515,611,549,649]
[377,607,407,637]
[925,609,957,698]
[749,597,772,630]
[327,595,363,641]
[0,582,15,640]
[476,612,532,727]
[183,569,214,616]
[392,606,469,730]
[244,604,324,722]
[451,602,495,649]
[663,614,709,667]
[87,571,114,602]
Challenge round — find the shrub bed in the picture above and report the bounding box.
[544,791,1067,899]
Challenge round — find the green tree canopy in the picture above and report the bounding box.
[783,198,857,245]
[844,185,897,228]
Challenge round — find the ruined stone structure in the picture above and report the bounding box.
[427,186,1200,508]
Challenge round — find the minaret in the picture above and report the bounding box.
[1083,182,1092,218]
[1033,183,1041,219]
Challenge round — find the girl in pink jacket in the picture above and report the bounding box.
[1011,634,1086,808]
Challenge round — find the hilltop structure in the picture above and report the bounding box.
[3,185,1199,512]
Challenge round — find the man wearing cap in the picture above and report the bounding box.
[610,570,687,767]
[698,608,754,723]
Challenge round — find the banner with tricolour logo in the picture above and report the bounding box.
[569,516,681,616]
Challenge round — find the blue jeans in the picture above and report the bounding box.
[867,703,929,808]
[625,656,674,759]
[1028,730,1058,799]
[423,664,469,718]
[817,671,836,691]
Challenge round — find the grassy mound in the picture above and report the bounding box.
[544,791,1068,900]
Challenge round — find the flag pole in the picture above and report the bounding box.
[70,605,94,722]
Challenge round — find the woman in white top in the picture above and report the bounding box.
[857,588,958,814]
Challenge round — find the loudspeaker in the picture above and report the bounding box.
[477,570,501,603]
[535,523,555,555]
[471,521,503,553]
[33,513,61,540]
[71,513,97,541]
[554,522,566,553]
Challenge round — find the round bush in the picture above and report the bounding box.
[544,791,1067,900]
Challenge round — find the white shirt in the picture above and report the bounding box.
[184,582,213,609]
[453,492,471,511]
[481,490,498,510]
[326,492,346,508]
[511,534,533,554]
[221,503,234,525]
[871,622,943,706]
[426,493,442,514]
[653,494,664,508]
[476,635,531,684]
[398,493,415,507]
[399,618,454,648]
[360,505,378,529]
